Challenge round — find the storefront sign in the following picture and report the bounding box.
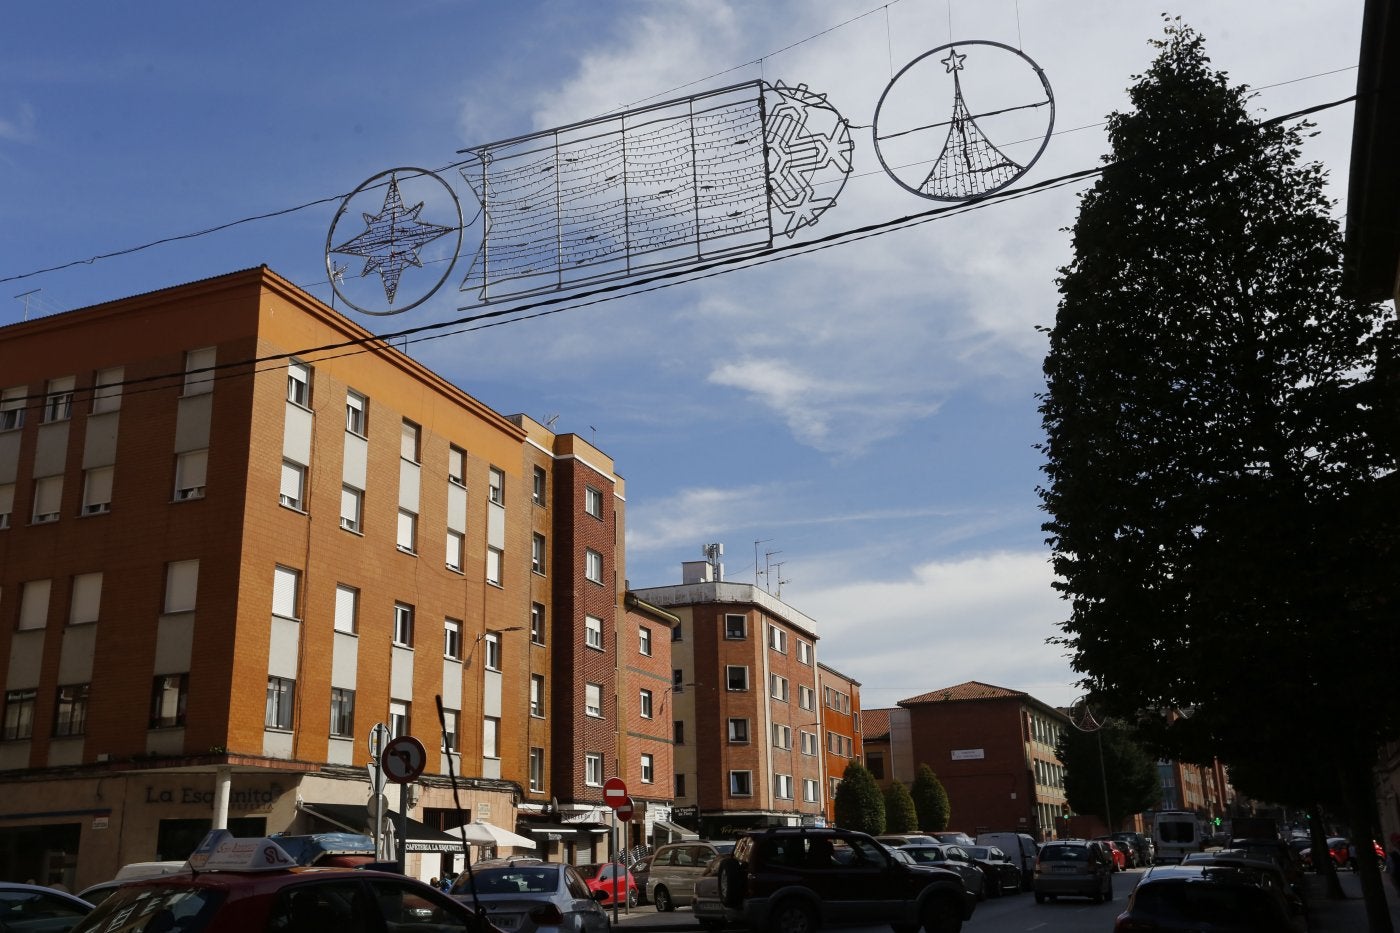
[951,748,985,760]
[143,784,282,811]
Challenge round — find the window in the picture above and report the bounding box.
[340,485,363,532]
[443,710,461,753]
[768,625,788,653]
[488,467,504,505]
[798,641,812,664]
[389,700,410,738]
[53,684,89,737]
[672,622,683,642]
[449,445,466,486]
[484,633,501,671]
[675,774,687,797]
[770,673,789,702]
[724,614,747,639]
[32,475,61,523]
[530,603,546,644]
[175,450,208,501]
[92,366,123,414]
[345,391,366,435]
[482,716,499,759]
[532,466,546,505]
[400,419,420,463]
[585,485,603,518]
[867,753,886,779]
[826,731,854,757]
[330,688,356,737]
[830,777,842,798]
[585,549,603,584]
[772,723,792,749]
[585,615,604,650]
[164,560,199,614]
[803,779,819,803]
[393,602,414,647]
[272,565,300,620]
[674,720,685,744]
[585,753,604,786]
[0,386,27,431]
[672,669,684,690]
[530,675,545,717]
[444,619,462,660]
[18,579,51,631]
[486,547,502,586]
[0,483,12,529]
[798,684,815,711]
[43,376,74,423]
[287,360,310,407]
[800,730,818,756]
[529,747,545,792]
[3,689,37,740]
[265,677,295,730]
[446,530,464,572]
[585,683,603,718]
[639,689,653,719]
[69,573,102,625]
[727,718,750,743]
[183,347,215,396]
[641,753,655,784]
[279,461,305,511]
[726,666,749,691]
[150,674,188,728]
[774,774,794,800]
[532,533,546,574]
[638,627,652,656]
[396,509,417,553]
[729,771,753,797]
[334,585,358,634]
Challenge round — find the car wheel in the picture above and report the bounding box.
[921,896,963,933]
[627,889,638,908]
[654,886,674,912]
[718,858,746,909]
[769,899,816,933]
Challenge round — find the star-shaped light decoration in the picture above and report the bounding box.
[941,47,966,73]
[332,174,454,305]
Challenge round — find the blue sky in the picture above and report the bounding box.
[0,1,1366,711]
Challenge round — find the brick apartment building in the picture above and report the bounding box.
[0,267,671,887]
[631,553,861,837]
[863,681,1071,840]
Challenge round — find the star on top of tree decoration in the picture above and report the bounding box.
[331,173,454,305]
[940,48,966,73]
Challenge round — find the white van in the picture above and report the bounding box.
[975,832,1038,890]
[1152,811,1202,864]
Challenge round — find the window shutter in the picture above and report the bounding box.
[272,566,299,618]
[70,573,102,624]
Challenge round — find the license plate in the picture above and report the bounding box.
[1053,865,1079,873]
[490,915,520,930]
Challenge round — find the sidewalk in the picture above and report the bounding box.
[609,904,701,932]
[1304,870,1400,932]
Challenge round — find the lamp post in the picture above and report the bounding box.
[1070,698,1112,833]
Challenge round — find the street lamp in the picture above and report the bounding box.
[1070,698,1113,832]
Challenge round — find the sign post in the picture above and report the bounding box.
[367,723,391,859]
[381,735,427,870]
[602,778,630,922]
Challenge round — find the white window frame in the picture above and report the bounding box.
[800,730,818,756]
[724,614,747,639]
[481,716,498,759]
[1,386,27,431]
[585,682,603,718]
[772,723,792,749]
[726,665,749,692]
[585,485,603,518]
[272,565,301,620]
[444,618,462,660]
[486,547,503,586]
[175,450,208,501]
[393,602,414,647]
[484,633,501,671]
[396,509,417,553]
[443,709,461,753]
[529,747,545,792]
[449,445,467,486]
[799,684,815,710]
[43,376,74,423]
[641,753,655,784]
[389,700,410,738]
[400,419,420,463]
[797,641,812,664]
[531,603,546,645]
[774,773,794,800]
[770,673,789,702]
[488,467,504,505]
[803,778,820,803]
[532,466,546,505]
[334,585,359,634]
[340,485,363,533]
[530,674,545,717]
[727,718,750,743]
[585,549,603,584]
[346,391,367,436]
[532,533,547,574]
[585,615,604,650]
[729,771,753,797]
[768,625,788,653]
[639,689,653,719]
[638,626,652,657]
[287,360,310,407]
[279,460,306,511]
[446,529,464,572]
[585,753,604,786]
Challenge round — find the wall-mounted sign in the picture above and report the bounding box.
[951,748,985,760]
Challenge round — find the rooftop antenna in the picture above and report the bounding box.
[14,289,40,321]
[773,561,789,599]
[702,542,724,582]
[764,549,783,594]
[543,414,560,431]
[753,539,773,585]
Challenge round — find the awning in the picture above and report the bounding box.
[298,801,467,854]
[518,821,611,840]
[653,820,699,840]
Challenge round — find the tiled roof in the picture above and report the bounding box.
[899,681,1027,706]
[862,707,893,740]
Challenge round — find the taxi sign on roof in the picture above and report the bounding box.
[187,829,296,872]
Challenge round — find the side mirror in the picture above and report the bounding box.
[592,890,611,902]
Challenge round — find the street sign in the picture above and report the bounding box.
[381,735,427,783]
[602,777,628,809]
[369,722,390,758]
[615,797,634,822]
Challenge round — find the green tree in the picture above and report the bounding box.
[883,781,920,833]
[910,764,951,832]
[833,760,885,834]
[1054,721,1160,831]
[1039,19,1399,926]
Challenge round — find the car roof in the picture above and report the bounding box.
[0,881,93,908]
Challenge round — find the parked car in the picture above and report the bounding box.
[875,834,937,847]
[450,859,608,933]
[964,845,1022,896]
[1112,864,1304,932]
[975,832,1038,889]
[1180,851,1307,918]
[575,863,638,908]
[693,827,976,933]
[0,882,93,933]
[899,844,987,899]
[931,831,976,846]
[77,860,189,907]
[626,853,654,904]
[1112,831,1155,867]
[1093,837,1128,871]
[648,840,735,912]
[71,831,492,933]
[1033,839,1114,904]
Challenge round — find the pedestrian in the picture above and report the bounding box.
[430,877,440,890]
[440,872,455,892]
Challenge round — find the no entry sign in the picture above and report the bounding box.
[602,777,628,809]
[615,797,634,822]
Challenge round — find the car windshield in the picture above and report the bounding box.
[967,847,990,859]
[73,884,223,933]
[460,867,559,895]
[575,865,602,880]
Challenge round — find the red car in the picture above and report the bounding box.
[1301,836,1384,870]
[576,863,638,907]
[1092,837,1128,871]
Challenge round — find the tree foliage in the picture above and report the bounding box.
[1055,721,1161,830]
[883,781,920,833]
[910,764,951,832]
[833,760,885,834]
[1039,19,1399,922]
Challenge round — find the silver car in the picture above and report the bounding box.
[450,860,608,933]
[648,840,736,912]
